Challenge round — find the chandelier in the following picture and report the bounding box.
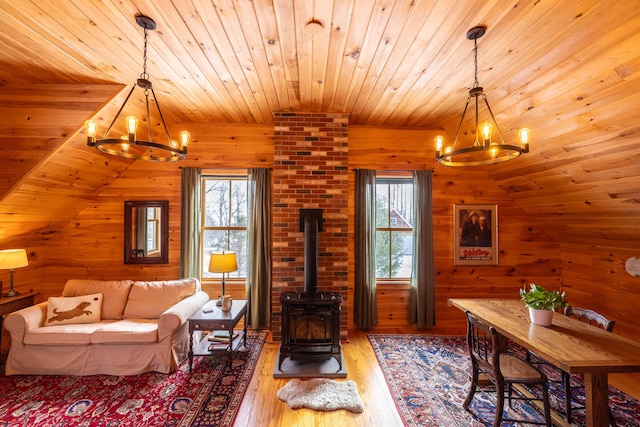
[85,15,190,162]
[435,26,529,167]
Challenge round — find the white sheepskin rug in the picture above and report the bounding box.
[276,378,365,413]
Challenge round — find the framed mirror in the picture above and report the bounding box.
[124,200,169,264]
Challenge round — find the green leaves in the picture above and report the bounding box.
[519,283,569,311]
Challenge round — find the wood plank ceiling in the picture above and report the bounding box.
[0,0,639,250]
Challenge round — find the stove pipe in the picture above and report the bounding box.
[300,209,323,295]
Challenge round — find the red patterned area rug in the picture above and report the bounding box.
[369,334,640,427]
[0,331,267,427]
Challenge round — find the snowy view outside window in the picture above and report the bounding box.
[201,176,248,279]
[375,178,414,279]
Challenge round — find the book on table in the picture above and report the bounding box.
[207,330,239,343]
[208,341,230,351]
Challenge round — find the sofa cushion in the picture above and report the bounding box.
[24,321,115,345]
[63,279,133,320]
[90,319,159,344]
[44,293,103,326]
[124,279,197,319]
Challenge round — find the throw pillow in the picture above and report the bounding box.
[63,279,133,320]
[124,279,196,319]
[44,293,103,326]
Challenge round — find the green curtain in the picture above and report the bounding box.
[247,168,271,329]
[180,167,202,279]
[409,170,435,328]
[135,208,146,254]
[354,169,378,329]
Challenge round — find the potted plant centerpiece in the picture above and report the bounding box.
[519,283,569,326]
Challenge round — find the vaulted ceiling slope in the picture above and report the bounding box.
[0,1,639,249]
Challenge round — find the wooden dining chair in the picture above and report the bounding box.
[562,307,617,426]
[463,310,552,427]
[526,306,617,426]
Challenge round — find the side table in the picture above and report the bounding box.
[1,292,39,351]
[187,299,248,371]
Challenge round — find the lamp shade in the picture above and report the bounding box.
[0,249,28,269]
[208,251,237,274]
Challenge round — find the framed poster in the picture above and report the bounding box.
[453,204,498,265]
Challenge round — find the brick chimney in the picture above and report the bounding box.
[271,112,349,342]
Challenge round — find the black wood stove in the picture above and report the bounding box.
[279,209,343,370]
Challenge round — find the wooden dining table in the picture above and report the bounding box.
[448,298,640,427]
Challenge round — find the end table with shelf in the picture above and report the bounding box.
[1,292,39,351]
[187,299,248,371]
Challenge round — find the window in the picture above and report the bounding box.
[201,175,248,280]
[375,177,413,280]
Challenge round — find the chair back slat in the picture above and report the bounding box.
[466,310,499,376]
[563,307,615,332]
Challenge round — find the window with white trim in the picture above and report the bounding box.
[201,175,248,280]
[375,177,414,280]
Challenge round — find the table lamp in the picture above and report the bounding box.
[208,251,237,306]
[0,249,29,297]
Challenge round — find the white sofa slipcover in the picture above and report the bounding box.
[4,278,209,376]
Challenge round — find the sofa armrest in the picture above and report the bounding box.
[4,302,48,345]
[158,290,209,341]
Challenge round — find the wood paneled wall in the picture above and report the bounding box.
[4,123,637,350]
[38,123,275,295]
[42,161,183,295]
[347,127,561,335]
[559,244,640,341]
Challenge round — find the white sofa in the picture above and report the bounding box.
[4,278,209,376]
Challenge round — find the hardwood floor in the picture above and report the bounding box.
[234,329,404,427]
[610,372,640,402]
[235,329,640,427]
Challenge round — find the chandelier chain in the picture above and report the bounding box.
[473,38,479,89]
[141,27,150,81]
